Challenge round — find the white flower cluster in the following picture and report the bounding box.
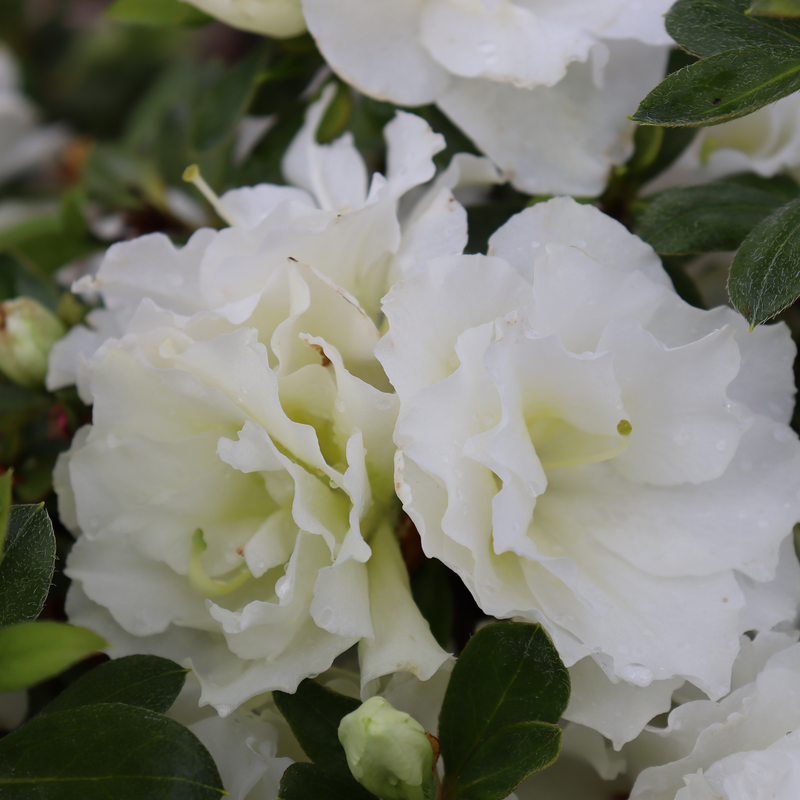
[184,0,674,195]
[44,4,800,800]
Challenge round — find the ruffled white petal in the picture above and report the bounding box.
[303,0,451,106]
[436,41,669,195]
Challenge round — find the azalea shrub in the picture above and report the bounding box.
[3,1,800,799]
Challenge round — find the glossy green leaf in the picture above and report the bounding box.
[0,504,55,627]
[448,721,562,800]
[0,470,12,559]
[729,196,800,324]
[43,655,189,715]
[749,0,800,17]
[277,763,376,800]
[667,0,800,56]
[193,45,270,153]
[0,703,226,799]
[0,621,108,692]
[411,558,454,649]
[439,622,570,792]
[722,170,800,200]
[637,182,784,253]
[631,44,800,127]
[273,679,360,774]
[106,0,212,27]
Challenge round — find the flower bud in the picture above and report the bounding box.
[338,696,435,800]
[0,298,65,389]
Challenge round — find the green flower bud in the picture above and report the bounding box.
[0,298,66,389]
[338,696,435,800]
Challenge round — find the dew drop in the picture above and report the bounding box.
[715,439,727,452]
[530,240,541,248]
[376,395,392,410]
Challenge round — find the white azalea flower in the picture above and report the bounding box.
[54,87,458,714]
[168,677,293,800]
[648,92,800,192]
[624,631,800,800]
[376,196,800,746]
[0,44,66,185]
[301,0,673,195]
[182,0,306,38]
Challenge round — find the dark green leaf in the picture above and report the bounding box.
[667,0,800,56]
[667,46,700,74]
[106,0,212,26]
[721,170,800,200]
[43,655,188,715]
[448,721,562,800]
[749,0,800,17]
[277,763,376,800]
[438,622,569,784]
[0,703,226,799]
[193,45,270,153]
[637,182,784,253]
[0,215,63,252]
[729,196,800,323]
[0,191,98,277]
[631,44,800,127]
[0,621,108,692]
[272,679,360,774]
[411,558,454,649]
[0,504,55,627]
[0,469,11,558]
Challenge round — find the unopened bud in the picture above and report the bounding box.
[0,298,66,389]
[338,696,435,800]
